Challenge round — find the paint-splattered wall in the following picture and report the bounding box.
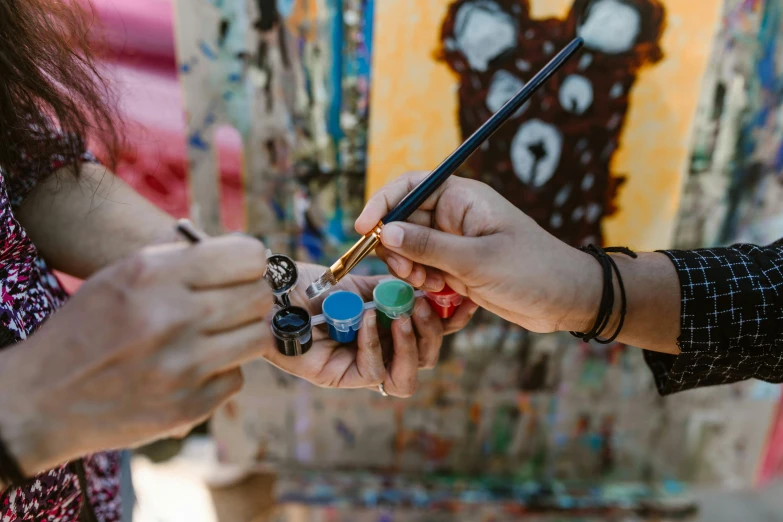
[161,0,783,490]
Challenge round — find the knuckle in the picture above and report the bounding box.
[227,370,245,393]
[412,229,432,257]
[119,251,159,288]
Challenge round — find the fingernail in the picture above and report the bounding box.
[400,318,413,334]
[366,311,376,328]
[383,224,404,248]
[422,275,444,292]
[417,301,431,319]
[387,257,401,274]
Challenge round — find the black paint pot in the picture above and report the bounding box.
[271,306,313,357]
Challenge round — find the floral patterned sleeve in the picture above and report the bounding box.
[643,241,783,395]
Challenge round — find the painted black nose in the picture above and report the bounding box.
[528,141,547,161]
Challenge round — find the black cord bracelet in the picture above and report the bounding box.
[570,244,637,344]
[0,430,28,488]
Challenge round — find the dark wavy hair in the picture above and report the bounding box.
[0,0,119,177]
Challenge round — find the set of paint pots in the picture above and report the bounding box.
[265,253,467,357]
[312,280,466,343]
[312,279,423,343]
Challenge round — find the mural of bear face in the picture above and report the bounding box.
[438,0,666,246]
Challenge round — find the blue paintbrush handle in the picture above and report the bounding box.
[382,37,584,225]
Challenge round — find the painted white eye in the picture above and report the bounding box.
[486,70,529,117]
[559,75,594,115]
[577,0,641,54]
[454,1,517,72]
[510,120,563,188]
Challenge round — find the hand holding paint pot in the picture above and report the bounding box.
[356,171,601,335]
[259,263,477,398]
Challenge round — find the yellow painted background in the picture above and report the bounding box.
[366,0,722,250]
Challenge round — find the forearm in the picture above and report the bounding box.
[15,163,178,278]
[564,251,681,355]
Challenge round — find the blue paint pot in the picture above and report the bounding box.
[322,291,365,343]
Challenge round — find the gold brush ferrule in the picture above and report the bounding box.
[328,221,384,283]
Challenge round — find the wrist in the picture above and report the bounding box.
[0,347,78,477]
[557,248,604,334]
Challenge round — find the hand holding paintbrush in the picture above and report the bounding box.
[306,38,584,299]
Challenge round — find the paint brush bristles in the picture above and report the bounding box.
[305,270,338,300]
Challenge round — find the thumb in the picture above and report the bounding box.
[380,222,477,277]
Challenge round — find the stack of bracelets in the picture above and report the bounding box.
[570,244,638,344]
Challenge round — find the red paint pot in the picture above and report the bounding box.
[424,285,464,319]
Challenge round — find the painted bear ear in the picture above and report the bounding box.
[437,0,531,73]
[565,0,665,66]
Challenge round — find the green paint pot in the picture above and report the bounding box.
[373,279,416,329]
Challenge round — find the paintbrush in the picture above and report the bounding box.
[306,37,584,300]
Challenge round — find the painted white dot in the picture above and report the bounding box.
[572,207,585,222]
[482,141,490,151]
[582,173,595,191]
[472,75,482,89]
[581,151,593,165]
[526,29,535,39]
[607,113,622,130]
[587,203,602,223]
[343,10,360,26]
[455,2,517,72]
[554,185,571,207]
[510,120,564,188]
[559,75,594,115]
[444,38,458,51]
[341,112,358,129]
[516,59,531,71]
[610,82,624,98]
[576,138,589,151]
[578,53,594,70]
[486,70,529,117]
[543,41,555,55]
[582,236,599,247]
[577,0,642,54]
[542,99,551,110]
[551,213,563,228]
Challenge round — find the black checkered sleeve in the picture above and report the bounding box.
[643,240,783,395]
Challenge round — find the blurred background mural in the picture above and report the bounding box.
[70,0,783,518]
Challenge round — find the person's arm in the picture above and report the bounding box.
[566,243,783,395]
[14,161,463,401]
[638,243,783,395]
[357,171,783,396]
[564,252,682,355]
[14,161,178,278]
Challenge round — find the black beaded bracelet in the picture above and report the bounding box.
[570,244,637,344]
[0,430,27,488]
